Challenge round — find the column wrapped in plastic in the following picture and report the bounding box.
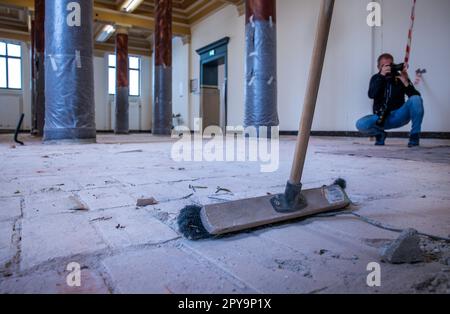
[33,0,45,136]
[244,20,279,128]
[34,52,46,135]
[153,65,173,135]
[115,87,129,134]
[153,0,173,135]
[115,33,129,134]
[44,0,96,141]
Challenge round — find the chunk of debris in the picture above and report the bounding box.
[189,185,208,192]
[117,149,144,154]
[315,249,329,256]
[180,193,194,200]
[67,195,89,211]
[215,186,233,194]
[136,197,159,207]
[351,255,359,261]
[154,211,170,223]
[90,216,113,223]
[275,259,310,275]
[413,271,450,293]
[443,257,450,266]
[380,229,425,264]
[40,187,62,193]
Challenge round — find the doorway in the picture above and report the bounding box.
[196,37,229,131]
[201,57,226,130]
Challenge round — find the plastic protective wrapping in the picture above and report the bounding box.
[34,52,45,135]
[115,32,129,134]
[44,0,96,142]
[115,87,130,134]
[153,65,173,135]
[32,0,46,136]
[244,20,279,128]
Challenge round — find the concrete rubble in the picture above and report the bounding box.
[413,270,450,293]
[380,229,425,264]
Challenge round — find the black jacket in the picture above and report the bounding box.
[368,73,421,115]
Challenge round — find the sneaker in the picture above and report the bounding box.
[408,134,420,148]
[375,132,387,146]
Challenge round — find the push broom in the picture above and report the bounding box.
[178,0,350,240]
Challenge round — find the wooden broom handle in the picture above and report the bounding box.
[289,0,335,184]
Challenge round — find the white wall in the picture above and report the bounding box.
[140,56,153,131]
[0,42,31,130]
[311,0,373,131]
[184,0,450,132]
[172,37,190,126]
[189,5,246,129]
[94,55,108,130]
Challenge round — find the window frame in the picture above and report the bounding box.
[0,41,22,91]
[108,54,116,96]
[108,54,141,97]
[128,56,141,97]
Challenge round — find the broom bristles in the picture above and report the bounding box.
[177,205,212,240]
[334,178,347,190]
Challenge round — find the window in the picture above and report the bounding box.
[129,56,140,97]
[0,41,22,90]
[108,54,141,96]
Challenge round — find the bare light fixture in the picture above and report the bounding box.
[96,24,116,42]
[119,0,145,13]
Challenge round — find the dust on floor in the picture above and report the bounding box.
[0,134,449,293]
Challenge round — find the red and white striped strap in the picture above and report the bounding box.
[404,0,417,67]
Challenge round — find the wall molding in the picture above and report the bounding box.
[280,131,450,140]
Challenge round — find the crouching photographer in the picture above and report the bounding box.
[356,53,424,147]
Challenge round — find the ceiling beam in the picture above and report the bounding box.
[0,0,191,36]
[95,42,151,56]
[221,0,244,6]
[0,29,30,43]
[224,0,245,16]
[94,6,190,35]
[188,0,227,25]
[0,28,152,56]
[0,0,33,10]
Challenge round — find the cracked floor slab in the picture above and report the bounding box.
[0,267,110,294]
[20,213,108,270]
[0,220,15,275]
[90,207,179,249]
[0,197,22,222]
[102,245,254,294]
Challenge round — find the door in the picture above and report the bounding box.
[201,57,226,131]
[196,37,229,131]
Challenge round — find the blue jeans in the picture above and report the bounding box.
[356,96,424,136]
